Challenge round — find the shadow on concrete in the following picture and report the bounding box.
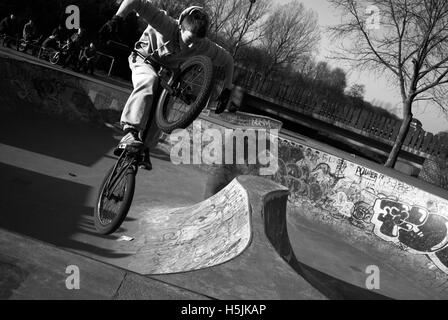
[264,193,392,300]
[0,110,118,167]
[0,163,130,259]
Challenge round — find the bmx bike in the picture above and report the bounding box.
[93,45,216,234]
[47,40,70,65]
[17,35,42,56]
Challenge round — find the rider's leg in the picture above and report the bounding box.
[135,115,160,170]
[143,115,162,150]
[116,54,159,159]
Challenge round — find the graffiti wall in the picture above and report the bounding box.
[271,138,448,276]
[165,113,448,278]
[0,56,129,124]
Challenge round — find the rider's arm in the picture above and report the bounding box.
[212,44,234,91]
[115,0,174,30]
[222,51,234,91]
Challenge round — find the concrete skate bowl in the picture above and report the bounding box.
[0,52,254,276]
[270,134,448,300]
[109,178,253,275]
[2,49,448,299]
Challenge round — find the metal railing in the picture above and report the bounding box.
[1,35,115,76]
[96,51,115,76]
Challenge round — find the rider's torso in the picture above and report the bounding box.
[134,21,231,73]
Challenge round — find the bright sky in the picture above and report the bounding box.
[271,0,448,134]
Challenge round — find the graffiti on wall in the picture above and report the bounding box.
[271,137,448,275]
[207,111,283,130]
[0,57,127,123]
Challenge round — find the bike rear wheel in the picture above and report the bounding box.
[155,55,214,134]
[18,39,26,52]
[49,51,60,65]
[94,152,137,235]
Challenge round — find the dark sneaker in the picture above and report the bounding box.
[214,100,227,114]
[138,148,152,171]
[114,130,144,155]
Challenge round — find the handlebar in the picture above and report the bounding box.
[106,40,174,71]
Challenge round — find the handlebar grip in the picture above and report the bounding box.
[106,40,147,60]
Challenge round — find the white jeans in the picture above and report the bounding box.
[120,53,162,149]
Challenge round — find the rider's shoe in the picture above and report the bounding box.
[214,101,227,114]
[138,148,152,171]
[114,130,144,156]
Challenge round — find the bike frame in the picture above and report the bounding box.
[101,50,173,196]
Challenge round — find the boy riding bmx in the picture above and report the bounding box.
[100,0,235,170]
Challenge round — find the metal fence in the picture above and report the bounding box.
[0,34,115,76]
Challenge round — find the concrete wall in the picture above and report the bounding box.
[186,112,448,284]
[3,53,448,288]
[0,55,129,125]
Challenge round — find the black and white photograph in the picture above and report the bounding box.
[0,0,448,303]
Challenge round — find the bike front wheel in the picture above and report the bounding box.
[155,55,214,134]
[94,153,137,235]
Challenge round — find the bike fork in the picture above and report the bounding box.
[104,151,137,197]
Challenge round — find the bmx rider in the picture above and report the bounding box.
[99,0,235,170]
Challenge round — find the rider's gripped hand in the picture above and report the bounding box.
[215,88,231,114]
[98,15,123,43]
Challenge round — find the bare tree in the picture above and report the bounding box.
[151,0,206,17]
[206,0,270,49]
[260,0,320,77]
[329,67,348,92]
[329,0,448,167]
[313,61,332,82]
[294,55,316,77]
[347,83,366,100]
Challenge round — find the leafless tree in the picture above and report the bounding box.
[294,55,316,77]
[329,68,348,92]
[329,0,448,167]
[206,0,270,49]
[260,0,320,77]
[150,0,206,17]
[347,83,366,99]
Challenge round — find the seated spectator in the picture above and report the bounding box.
[78,42,97,75]
[23,19,36,41]
[42,35,59,50]
[21,19,41,55]
[0,14,18,47]
[62,28,86,69]
[51,24,66,41]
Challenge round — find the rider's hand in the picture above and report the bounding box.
[215,88,231,114]
[99,15,123,43]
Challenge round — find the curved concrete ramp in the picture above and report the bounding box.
[150,176,326,300]
[130,179,251,274]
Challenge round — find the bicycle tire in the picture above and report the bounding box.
[18,39,26,52]
[94,156,136,235]
[49,52,60,65]
[155,55,214,134]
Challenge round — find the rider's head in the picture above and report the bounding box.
[178,7,209,46]
[10,14,15,20]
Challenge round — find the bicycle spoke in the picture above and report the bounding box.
[98,153,134,226]
[164,65,207,122]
